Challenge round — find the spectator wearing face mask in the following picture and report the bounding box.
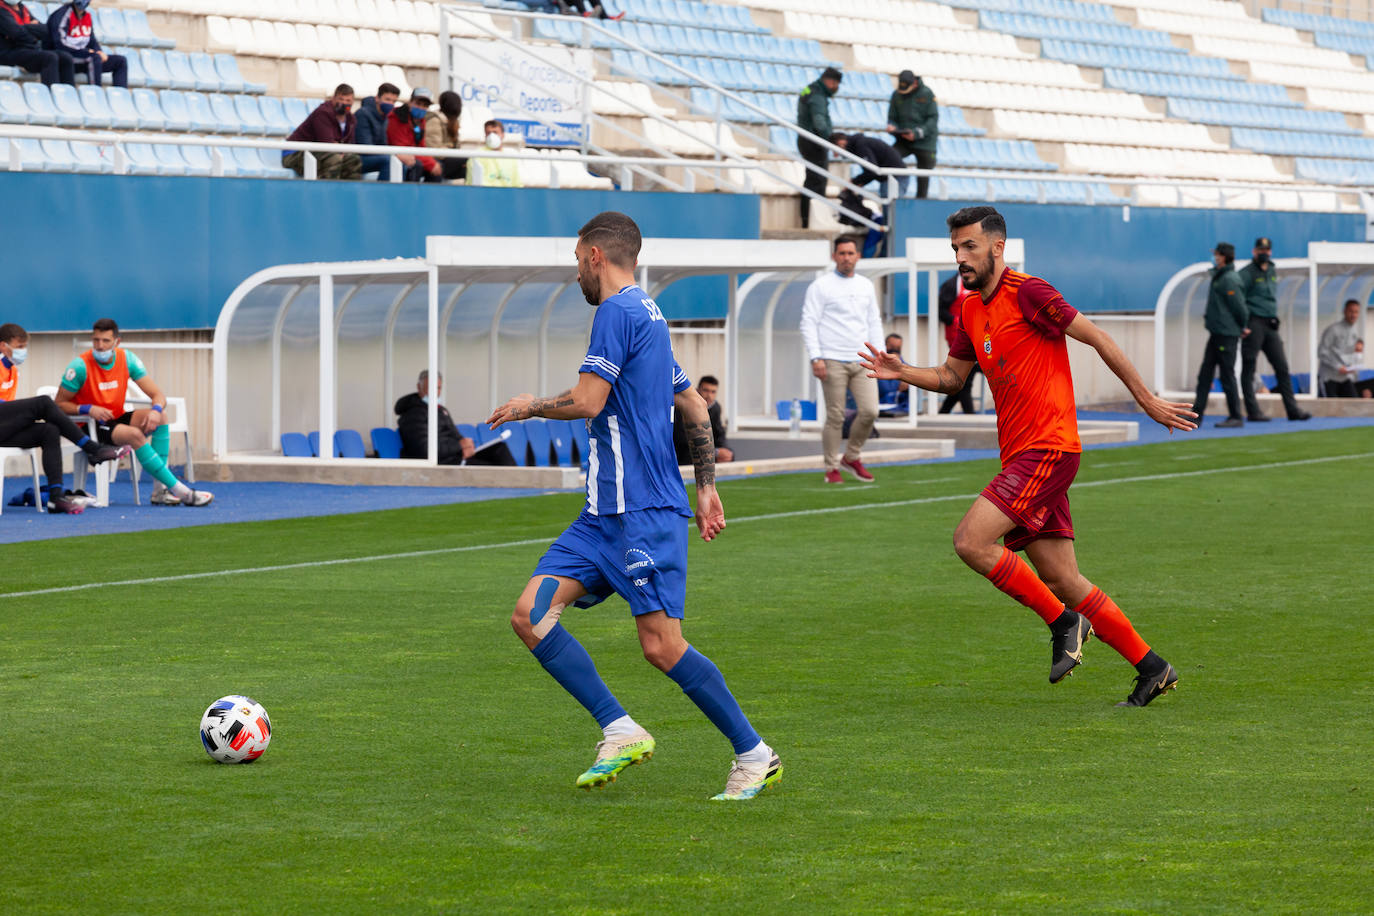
[283,83,361,180]
[886,70,937,199]
[354,81,400,181]
[466,120,522,187]
[0,0,76,86]
[386,87,442,183]
[1238,236,1310,421]
[47,0,126,89]
[425,90,466,182]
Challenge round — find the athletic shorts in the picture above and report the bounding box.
[94,411,135,445]
[533,507,690,618]
[982,448,1080,552]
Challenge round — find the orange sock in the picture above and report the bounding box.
[1074,587,1150,665]
[986,547,1064,625]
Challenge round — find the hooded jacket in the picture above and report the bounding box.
[47,3,101,57]
[887,77,938,152]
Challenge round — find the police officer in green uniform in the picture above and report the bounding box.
[797,66,842,229]
[1192,242,1248,428]
[886,70,938,199]
[1238,236,1311,421]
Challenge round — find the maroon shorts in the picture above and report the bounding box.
[982,449,1080,552]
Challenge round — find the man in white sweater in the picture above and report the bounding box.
[800,236,885,483]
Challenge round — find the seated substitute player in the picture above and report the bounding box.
[488,211,781,800]
[55,318,212,507]
[0,322,126,513]
[860,206,1195,707]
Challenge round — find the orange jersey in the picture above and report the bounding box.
[0,359,16,401]
[75,348,131,414]
[949,268,1081,466]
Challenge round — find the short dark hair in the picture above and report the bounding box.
[834,235,858,252]
[578,211,642,269]
[333,83,354,98]
[377,82,401,98]
[93,318,119,335]
[484,119,503,132]
[822,66,843,83]
[698,375,719,388]
[946,206,1006,239]
[0,322,26,343]
[885,332,902,342]
[1345,299,1361,308]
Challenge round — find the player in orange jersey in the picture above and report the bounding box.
[860,206,1196,707]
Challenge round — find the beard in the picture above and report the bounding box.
[578,271,600,306]
[959,253,995,290]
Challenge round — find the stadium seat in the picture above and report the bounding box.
[94,8,130,47]
[158,90,193,132]
[179,144,214,176]
[257,96,295,136]
[122,142,164,175]
[547,418,574,467]
[524,418,553,467]
[163,51,199,91]
[138,49,174,90]
[78,85,122,129]
[370,427,403,459]
[307,430,336,457]
[502,423,531,466]
[124,9,175,49]
[215,54,266,94]
[48,83,86,127]
[69,139,114,174]
[152,143,191,175]
[281,432,312,457]
[207,93,244,133]
[38,139,77,172]
[234,94,269,135]
[334,429,367,458]
[21,83,59,126]
[570,420,590,468]
[775,400,818,421]
[0,81,29,124]
[188,53,225,92]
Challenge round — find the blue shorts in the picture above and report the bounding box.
[533,508,690,618]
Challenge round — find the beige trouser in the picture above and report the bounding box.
[820,359,878,471]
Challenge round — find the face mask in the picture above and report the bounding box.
[485,132,501,150]
[379,102,394,115]
[421,394,442,405]
[93,347,116,366]
[73,0,90,12]
[411,107,427,120]
[8,346,26,365]
[1255,252,1270,265]
[886,348,901,355]
[334,102,349,115]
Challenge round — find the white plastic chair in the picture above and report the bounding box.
[0,447,45,515]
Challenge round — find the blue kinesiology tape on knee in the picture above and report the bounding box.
[529,576,565,641]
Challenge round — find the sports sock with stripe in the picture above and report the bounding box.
[665,647,760,754]
[986,546,1065,625]
[133,442,182,491]
[1073,587,1150,665]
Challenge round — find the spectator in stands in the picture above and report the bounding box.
[54,318,212,506]
[1239,236,1310,421]
[284,83,361,181]
[832,131,905,192]
[556,0,624,19]
[801,236,882,484]
[1,323,126,513]
[1318,299,1364,399]
[467,120,522,187]
[1191,242,1247,428]
[796,66,842,229]
[386,87,443,183]
[427,90,466,183]
[876,334,909,417]
[47,0,126,89]
[886,70,937,199]
[396,370,516,466]
[354,81,400,182]
[673,374,733,465]
[0,0,75,86]
[937,273,979,414]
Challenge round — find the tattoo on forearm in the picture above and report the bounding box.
[685,419,716,489]
[934,365,962,394]
[521,389,574,419]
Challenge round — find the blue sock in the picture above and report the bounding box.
[75,435,91,449]
[44,480,63,502]
[666,647,760,754]
[528,580,625,727]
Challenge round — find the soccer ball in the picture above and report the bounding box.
[199,695,272,763]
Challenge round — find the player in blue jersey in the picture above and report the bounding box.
[488,211,781,801]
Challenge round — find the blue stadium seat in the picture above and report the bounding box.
[21,83,59,126]
[69,139,113,174]
[281,432,312,457]
[79,85,122,128]
[123,142,163,175]
[256,147,294,178]
[179,144,214,176]
[207,93,243,133]
[181,91,217,133]
[152,143,190,175]
[158,90,192,131]
[281,97,311,127]
[334,429,366,458]
[307,431,334,457]
[227,145,266,177]
[124,9,175,49]
[0,82,27,124]
[9,137,48,171]
[118,46,150,87]
[234,94,268,135]
[48,83,85,127]
[502,424,531,465]
[188,53,225,92]
[774,400,818,420]
[547,418,574,466]
[370,427,402,459]
[570,419,590,468]
[94,8,130,47]
[138,49,173,89]
[214,54,265,94]
[37,138,76,172]
[163,51,198,91]
[524,418,553,467]
[257,96,294,136]
[457,422,484,446]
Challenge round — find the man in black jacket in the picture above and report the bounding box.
[395,370,516,466]
[832,132,905,192]
[0,0,74,85]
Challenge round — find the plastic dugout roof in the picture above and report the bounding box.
[1152,241,1374,398]
[212,235,830,461]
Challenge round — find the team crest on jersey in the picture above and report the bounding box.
[64,368,77,381]
[983,333,992,355]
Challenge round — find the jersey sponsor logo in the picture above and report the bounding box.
[624,547,656,574]
[97,380,119,391]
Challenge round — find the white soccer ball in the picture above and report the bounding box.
[199,695,272,763]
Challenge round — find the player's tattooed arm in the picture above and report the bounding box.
[684,418,716,489]
[933,363,964,394]
[522,390,575,419]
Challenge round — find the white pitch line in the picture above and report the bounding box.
[3,451,1370,600]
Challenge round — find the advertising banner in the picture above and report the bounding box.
[454,39,592,148]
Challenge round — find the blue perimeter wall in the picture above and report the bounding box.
[6,172,1365,329]
[4,173,758,331]
[889,199,1365,315]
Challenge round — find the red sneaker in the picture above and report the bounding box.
[823,469,843,484]
[840,456,874,481]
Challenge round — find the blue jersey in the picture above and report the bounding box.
[578,285,691,517]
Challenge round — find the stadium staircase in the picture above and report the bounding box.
[5,0,1374,223]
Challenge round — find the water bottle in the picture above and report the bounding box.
[788,398,802,439]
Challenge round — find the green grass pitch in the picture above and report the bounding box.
[2,428,1371,914]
